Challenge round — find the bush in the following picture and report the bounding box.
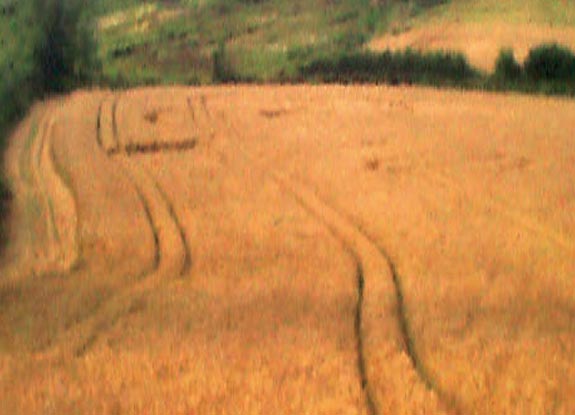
[300,49,478,86]
[334,31,368,51]
[524,43,575,82]
[494,48,522,81]
[212,41,236,83]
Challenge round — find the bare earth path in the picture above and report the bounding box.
[1,86,575,414]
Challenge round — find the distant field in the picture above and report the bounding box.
[92,0,454,85]
[370,0,575,70]
[90,0,575,84]
[1,85,575,414]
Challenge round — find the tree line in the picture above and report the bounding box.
[1,0,99,247]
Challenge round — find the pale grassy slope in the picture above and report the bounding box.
[370,0,575,71]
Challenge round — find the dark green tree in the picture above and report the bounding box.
[524,43,575,82]
[494,48,522,82]
[31,0,99,92]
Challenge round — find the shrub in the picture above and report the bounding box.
[334,31,368,51]
[524,43,575,82]
[299,49,478,86]
[212,41,236,83]
[494,48,522,81]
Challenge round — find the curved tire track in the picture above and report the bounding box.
[149,176,192,278]
[66,96,193,357]
[116,156,190,279]
[4,112,50,278]
[38,115,79,270]
[16,107,79,274]
[214,105,457,415]
[29,113,60,265]
[204,97,381,413]
[273,174,457,415]
[99,95,191,279]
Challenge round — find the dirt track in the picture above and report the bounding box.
[1,86,575,414]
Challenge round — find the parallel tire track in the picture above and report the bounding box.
[101,95,191,278]
[214,105,457,415]
[48,134,82,270]
[203,97,381,413]
[39,116,79,270]
[66,96,193,357]
[131,177,161,274]
[150,178,191,278]
[312,189,461,413]
[116,156,190,279]
[273,174,458,415]
[202,98,382,413]
[271,175,381,415]
[7,113,50,277]
[30,113,59,264]
[23,108,79,272]
[101,98,189,262]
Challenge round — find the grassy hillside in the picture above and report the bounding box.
[417,0,575,25]
[94,0,575,85]
[369,0,575,72]
[93,0,445,85]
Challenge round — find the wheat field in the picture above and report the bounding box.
[1,85,574,414]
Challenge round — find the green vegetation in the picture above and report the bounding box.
[412,0,575,26]
[31,0,100,92]
[524,43,575,82]
[94,0,446,86]
[491,44,575,95]
[299,49,479,86]
[1,0,99,123]
[297,43,575,96]
[493,48,522,83]
[0,0,99,248]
